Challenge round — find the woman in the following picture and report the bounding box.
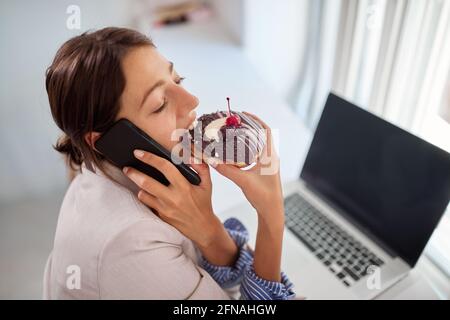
[43,27,295,300]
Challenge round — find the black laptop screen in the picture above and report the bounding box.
[300,93,450,267]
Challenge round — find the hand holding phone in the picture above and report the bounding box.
[94,118,200,186]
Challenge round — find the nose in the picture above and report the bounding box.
[176,86,199,115]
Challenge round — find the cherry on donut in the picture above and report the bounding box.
[225,97,241,127]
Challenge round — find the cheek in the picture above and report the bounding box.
[135,115,178,151]
[156,125,179,151]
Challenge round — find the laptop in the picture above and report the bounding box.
[282,93,450,299]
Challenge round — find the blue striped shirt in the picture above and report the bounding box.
[200,218,296,300]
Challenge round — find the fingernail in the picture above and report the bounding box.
[134,150,145,158]
[123,166,129,174]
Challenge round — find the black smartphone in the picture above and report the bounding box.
[94,118,200,186]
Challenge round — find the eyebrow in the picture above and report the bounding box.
[139,61,174,110]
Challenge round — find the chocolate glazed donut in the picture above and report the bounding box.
[189,111,266,168]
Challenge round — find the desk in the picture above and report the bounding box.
[152,19,441,300]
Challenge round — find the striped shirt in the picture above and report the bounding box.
[200,218,296,300]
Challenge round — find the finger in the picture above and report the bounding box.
[137,189,164,215]
[242,112,272,147]
[243,111,271,131]
[124,166,169,200]
[133,149,189,188]
[242,112,271,142]
[189,157,212,188]
[212,162,246,186]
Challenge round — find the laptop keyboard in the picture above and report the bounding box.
[284,193,385,287]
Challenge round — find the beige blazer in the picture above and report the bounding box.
[43,161,236,299]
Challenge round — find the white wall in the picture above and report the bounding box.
[209,0,309,103]
[242,0,308,102]
[0,0,133,203]
[208,0,244,44]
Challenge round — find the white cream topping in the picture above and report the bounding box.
[204,117,227,142]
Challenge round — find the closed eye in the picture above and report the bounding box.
[153,98,167,113]
[152,77,185,114]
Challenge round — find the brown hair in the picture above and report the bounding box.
[46,27,154,175]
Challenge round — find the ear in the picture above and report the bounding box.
[84,132,101,151]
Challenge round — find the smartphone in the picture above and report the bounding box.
[94,118,200,186]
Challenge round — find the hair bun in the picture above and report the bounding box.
[53,134,83,170]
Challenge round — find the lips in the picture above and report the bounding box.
[174,110,197,131]
[188,118,197,131]
[175,112,198,145]
[186,110,197,130]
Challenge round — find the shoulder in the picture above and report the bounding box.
[54,167,165,261]
[66,167,155,224]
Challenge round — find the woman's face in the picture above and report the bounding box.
[116,45,198,151]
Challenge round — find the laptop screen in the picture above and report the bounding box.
[300,93,450,267]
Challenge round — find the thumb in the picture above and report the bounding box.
[189,158,212,187]
[212,161,245,186]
